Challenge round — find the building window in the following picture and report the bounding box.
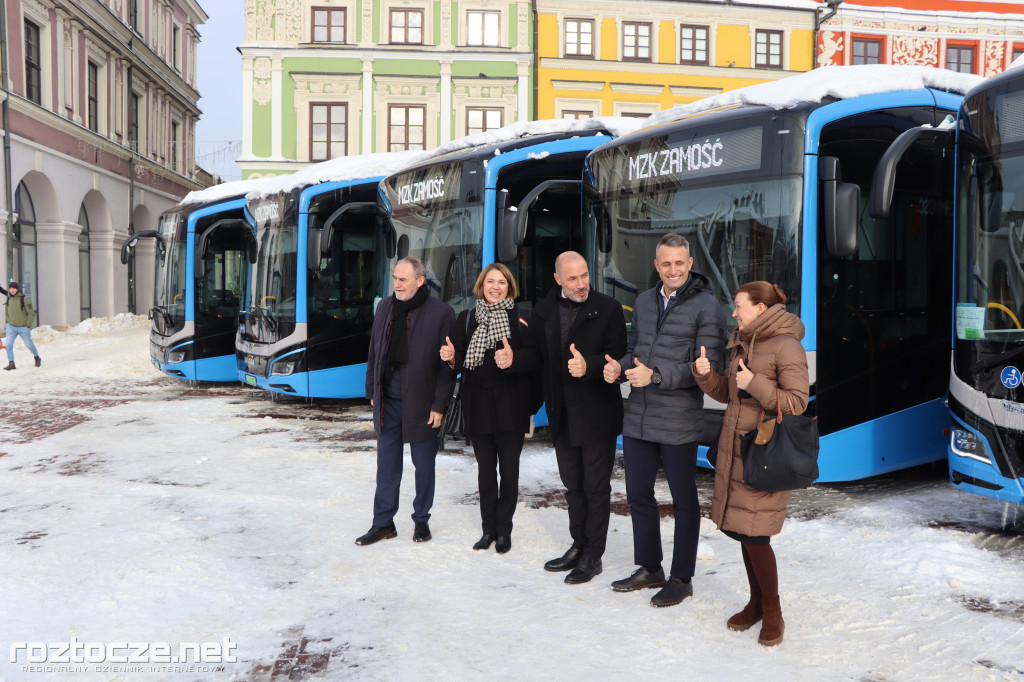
[621,112,649,119]
[679,25,708,65]
[467,10,499,47]
[87,62,99,132]
[389,105,425,151]
[129,93,139,151]
[390,9,423,45]
[173,26,181,70]
[562,110,593,120]
[565,19,593,58]
[755,30,783,69]
[129,0,138,31]
[1014,45,1024,63]
[852,37,882,65]
[467,108,502,135]
[24,20,41,105]
[623,22,651,62]
[171,121,178,170]
[78,204,91,321]
[313,7,346,43]
[946,44,975,74]
[311,103,347,161]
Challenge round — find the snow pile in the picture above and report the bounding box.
[646,65,985,128]
[247,150,432,199]
[424,117,646,162]
[180,178,275,207]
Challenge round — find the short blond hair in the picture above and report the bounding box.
[473,263,518,301]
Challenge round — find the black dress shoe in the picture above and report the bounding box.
[413,521,432,542]
[650,576,693,607]
[473,534,495,551]
[495,536,511,554]
[355,523,397,546]
[544,544,583,572]
[611,566,666,592]
[565,555,603,584]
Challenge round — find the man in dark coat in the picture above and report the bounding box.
[509,251,626,584]
[358,257,456,546]
[603,233,727,606]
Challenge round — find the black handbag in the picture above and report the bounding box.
[438,313,472,451]
[438,375,465,451]
[739,389,819,491]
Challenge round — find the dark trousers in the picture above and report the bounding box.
[372,395,438,526]
[622,436,700,579]
[553,427,616,560]
[471,432,525,536]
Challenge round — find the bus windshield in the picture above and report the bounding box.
[248,198,298,341]
[152,211,187,336]
[955,83,1024,367]
[383,160,483,311]
[588,115,804,325]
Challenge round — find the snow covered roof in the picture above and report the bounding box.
[421,117,646,162]
[645,65,985,128]
[245,150,433,200]
[179,177,273,207]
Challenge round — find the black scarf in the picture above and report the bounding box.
[385,284,430,374]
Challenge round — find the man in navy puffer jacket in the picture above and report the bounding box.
[603,233,727,607]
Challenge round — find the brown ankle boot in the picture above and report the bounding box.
[727,593,763,631]
[3,361,14,371]
[758,595,785,646]
[34,356,40,367]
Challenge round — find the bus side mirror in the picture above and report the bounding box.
[308,228,323,271]
[196,219,244,279]
[498,192,519,263]
[120,230,160,265]
[819,156,860,257]
[321,202,376,257]
[869,125,953,219]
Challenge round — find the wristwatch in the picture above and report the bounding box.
[651,368,662,386]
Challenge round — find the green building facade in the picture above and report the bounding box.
[239,0,535,179]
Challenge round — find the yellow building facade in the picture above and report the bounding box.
[537,0,818,119]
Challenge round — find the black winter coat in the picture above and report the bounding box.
[619,273,728,444]
[449,304,536,436]
[365,294,456,443]
[518,286,627,447]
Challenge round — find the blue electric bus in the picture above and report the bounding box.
[585,65,980,482]
[121,180,261,382]
[378,119,642,425]
[236,151,426,398]
[941,64,1024,504]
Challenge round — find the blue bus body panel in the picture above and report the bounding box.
[947,411,1024,505]
[816,398,947,481]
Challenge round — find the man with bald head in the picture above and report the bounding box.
[504,251,626,584]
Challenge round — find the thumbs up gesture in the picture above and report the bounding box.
[602,354,621,384]
[694,345,711,376]
[567,343,587,378]
[494,336,513,370]
[624,357,654,387]
[736,358,754,390]
[440,335,455,364]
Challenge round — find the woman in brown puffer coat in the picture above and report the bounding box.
[692,281,809,647]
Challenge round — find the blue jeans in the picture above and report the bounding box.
[372,394,438,527]
[5,324,39,362]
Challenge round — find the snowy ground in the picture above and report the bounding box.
[1,318,1022,682]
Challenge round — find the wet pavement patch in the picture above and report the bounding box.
[955,595,1024,621]
[247,626,357,680]
[3,400,129,443]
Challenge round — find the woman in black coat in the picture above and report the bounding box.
[440,263,535,554]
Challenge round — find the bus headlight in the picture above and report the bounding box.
[168,350,187,364]
[271,361,297,376]
[951,429,991,464]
